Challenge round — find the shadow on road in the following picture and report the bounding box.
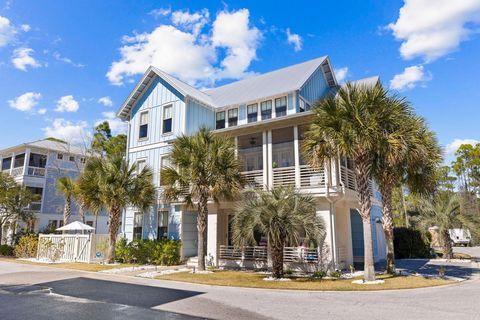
[396,259,478,279]
[33,277,205,308]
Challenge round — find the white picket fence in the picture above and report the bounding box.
[37,234,110,263]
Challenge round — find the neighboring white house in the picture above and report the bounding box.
[117,56,387,270]
[0,138,108,243]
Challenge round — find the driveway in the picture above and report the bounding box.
[1,260,480,320]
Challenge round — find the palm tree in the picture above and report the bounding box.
[232,187,325,279]
[303,82,404,281]
[415,195,478,259]
[77,155,155,263]
[73,181,88,224]
[57,176,75,229]
[373,104,442,274]
[161,127,243,271]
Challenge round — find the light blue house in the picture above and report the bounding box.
[0,139,108,242]
[117,56,386,269]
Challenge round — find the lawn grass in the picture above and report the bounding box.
[0,257,135,272]
[157,270,455,291]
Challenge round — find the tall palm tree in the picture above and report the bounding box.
[77,155,155,263]
[415,195,478,259]
[303,82,404,281]
[161,127,243,271]
[73,181,88,224]
[57,176,75,229]
[232,187,325,279]
[373,109,441,274]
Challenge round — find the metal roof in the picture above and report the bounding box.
[117,56,335,119]
[0,138,86,156]
[204,56,329,107]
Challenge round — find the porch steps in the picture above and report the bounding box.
[186,256,198,268]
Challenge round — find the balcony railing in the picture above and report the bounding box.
[272,166,296,187]
[11,167,23,177]
[27,166,46,177]
[299,165,325,188]
[340,166,356,190]
[27,202,42,211]
[241,170,264,188]
[219,245,320,263]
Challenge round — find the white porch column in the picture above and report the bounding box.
[207,213,218,266]
[262,131,268,190]
[267,130,273,189]
[293,126,301,188]
[23,148,31,176]
[234,136,238,159]
[9,152,14,175]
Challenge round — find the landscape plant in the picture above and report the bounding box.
[232,187,325,279]
[161,127,243,271]
[13,234,39,258]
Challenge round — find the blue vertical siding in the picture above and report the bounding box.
[299,67,329,103]
[129,76,185,149]
[185,99,215,135]
[287,93,294,115]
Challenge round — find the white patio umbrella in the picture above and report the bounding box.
[56,221,95,232]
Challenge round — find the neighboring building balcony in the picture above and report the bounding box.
[27,202,42,212]
[9,166,46,178]
[2,152,47,178]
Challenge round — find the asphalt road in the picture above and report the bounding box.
[0,253,479,320]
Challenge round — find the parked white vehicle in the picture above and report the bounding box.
[449,228,471,246]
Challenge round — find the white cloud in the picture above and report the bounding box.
[42,119,89,145]
[11,47,41,71]
[334,67,349,83]
[389,65,431,90]
[8,92,42,112]
[388,0,480,62]
[20,24,30,32]
[98,96,113,107]
[149,8,171,18]
[286,28,302,52]
[96,111,127,135]
[55,95,79,112]
[107,8,261,87]
[53,52,85,68]
[445,138,479,155]
[0,16,15,47]
[38,108,47,115]
[171,9,209,36]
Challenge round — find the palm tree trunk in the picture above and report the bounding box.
[381,183,395,274]
[271,242,284,279]
[63,198,71,234]
[79,205,85,224]
[106,205,121,263]
[442,230,453,259]
[196,194,208,271]
[354,155,375,281]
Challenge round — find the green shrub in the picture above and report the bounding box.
[115,238,181,265]
[328,270,342,278]
[312,271,327,279]
[0,244,14,256]
[394,227,431,259]
[14,234,38,258]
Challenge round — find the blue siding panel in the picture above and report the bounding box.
[299,67,329,104]
[185,99,214,135]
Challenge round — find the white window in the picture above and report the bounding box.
[133,212,143,240]
[275,96,287,117]
[57,153,64,160]
[247,104,258,123]
[261,101,272,120]
[136,159,146,174]
[139,111,149,139]
[80,157,86,164]
[228,108,238,127]
[216,111,225,129]
[157,210,169,240]
[69,156,75,162]
[162,105,173,134]
[160,156,171,186]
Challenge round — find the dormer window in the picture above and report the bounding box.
[162,105,173,134]
[261,101,272,120]
[216,111,225,129]
[57,153,63,160]
[228,108,238,127]
[247,104,258,123]
[139,111,149,139]
[275,96,287,117]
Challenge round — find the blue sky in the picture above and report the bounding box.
[1,0,479,163]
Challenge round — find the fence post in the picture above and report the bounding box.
[73,235,79,262]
